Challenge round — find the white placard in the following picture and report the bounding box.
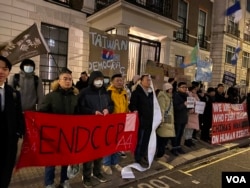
[187,97,195,108]
[195,101,206,114]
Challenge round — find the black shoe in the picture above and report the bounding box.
[93,173,107,183]
[177,148,185,154]
[171,149,179,156]
[83,177,93,188]
[184,140,192,147]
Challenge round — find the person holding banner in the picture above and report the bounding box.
[171,82,189,156]
[129,74,154,166]
[77,70,114,188]
[0,56,25,188]
[38,68,79,188]
[102,73,129,175]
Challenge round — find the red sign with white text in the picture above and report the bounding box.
[16,112,138,169]
[211,103,250,144]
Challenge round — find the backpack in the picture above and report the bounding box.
[13,73,39,91]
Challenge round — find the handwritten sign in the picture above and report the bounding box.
[195,101,206,114]
[16,112,138,170]
[187,97,195,108]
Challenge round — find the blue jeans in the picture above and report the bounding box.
[44,166,68,186]
[103,153,119,166]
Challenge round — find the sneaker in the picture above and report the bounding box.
[45,185,55,188]
[102,165,112,175]
[61,180,71,188]
[93,173,107,183]
[114,164,123,171]
[118,151,127,158]
[83,177,93,188]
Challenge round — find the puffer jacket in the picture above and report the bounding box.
[107,85,129,113]
[77,71,114,115]
[156,91,175,137]
[38,80,79,114]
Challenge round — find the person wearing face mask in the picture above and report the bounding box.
[77,70,114,188]
[8,59,44,111]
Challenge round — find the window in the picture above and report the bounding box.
[227,15,239,37]
[225,45,235,64]
[175,55,184,67]
[242,51,250,68]
[198,10,207,48]
[177,0,188,42]
[40,23,68,80]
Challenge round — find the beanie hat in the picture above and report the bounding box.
[163,83,173,91]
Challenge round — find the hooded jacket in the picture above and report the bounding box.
[8,70,44,111]
[38,80,78,114]
[107,85,129,114]
[77,71,114,115]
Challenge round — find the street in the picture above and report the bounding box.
[123,146,250,188]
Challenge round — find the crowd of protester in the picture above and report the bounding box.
[1,56,248,188]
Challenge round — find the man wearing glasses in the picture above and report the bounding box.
[171,82,189,156]
[38,68,79,188]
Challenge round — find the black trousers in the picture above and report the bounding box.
[156,135,169,158]
[82,158,102,178]
[0,112,18,188]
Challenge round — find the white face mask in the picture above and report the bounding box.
[24,65,34,73]
[93,80,103,88]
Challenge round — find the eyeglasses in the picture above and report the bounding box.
[179,86,187,88]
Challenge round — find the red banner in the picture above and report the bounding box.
[16,112,139,169]
[211,103,250,144]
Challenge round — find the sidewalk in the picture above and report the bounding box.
[9,137,250,188]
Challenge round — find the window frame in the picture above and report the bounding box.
[40,23,69,80]
[225,45,235,64]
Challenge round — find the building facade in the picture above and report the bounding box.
[1,0,215,89]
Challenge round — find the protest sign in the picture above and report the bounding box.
[16,111,138,169]
[88,28,129,77]
[195,101,206,114]
[187,97,195,108]
[0,23,49,65]
[211,103,250,144]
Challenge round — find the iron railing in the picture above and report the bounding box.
[95,0,173,18]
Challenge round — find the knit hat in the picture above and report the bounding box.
[163,83,173,91]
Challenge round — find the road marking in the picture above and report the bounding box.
[157,160,174,169]
[179,170,192,176]
[159,175,181,184]
[184,147,250,174]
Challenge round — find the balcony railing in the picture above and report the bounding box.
[173,28,189,43]
[95,0,173,18]
[198,35,208,49]
[226,25,240,37]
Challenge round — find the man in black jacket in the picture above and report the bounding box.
[77,71,114,188]
[75,71,89,91]
[171,82,188,156]
[129,74,153,166]
[0,56,25,188]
